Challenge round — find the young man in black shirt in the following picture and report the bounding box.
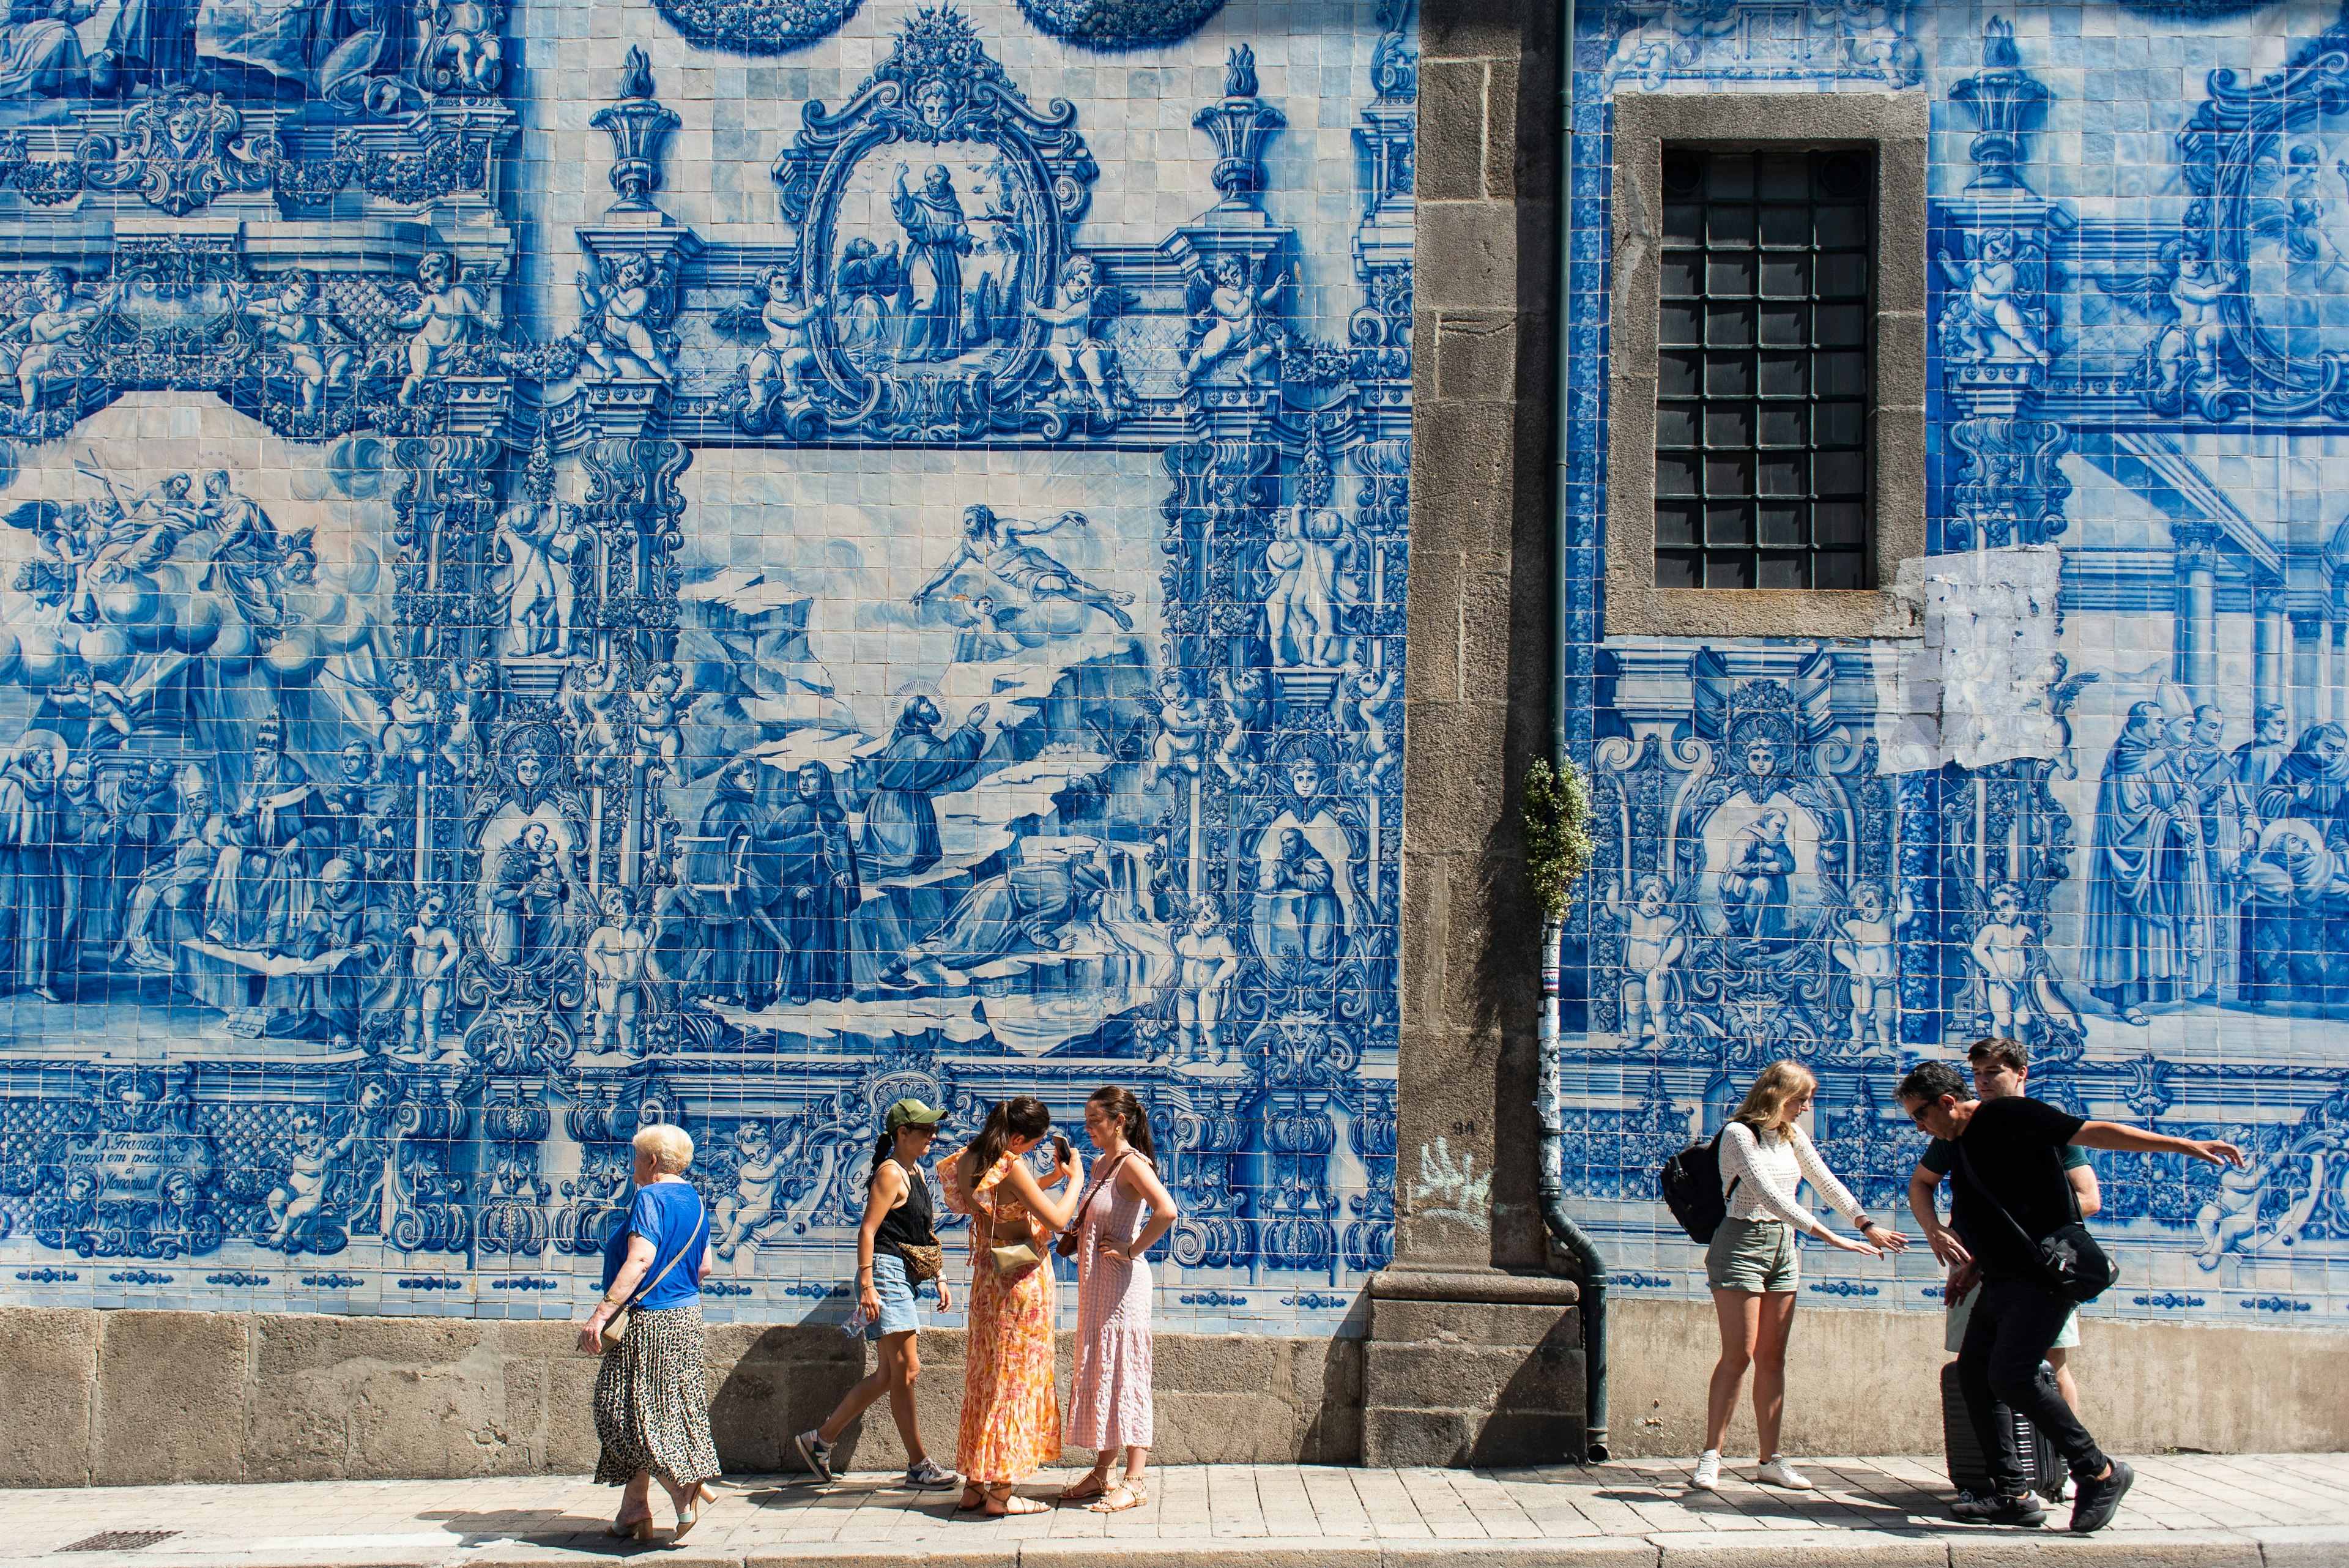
[1896,1058,2244,1533]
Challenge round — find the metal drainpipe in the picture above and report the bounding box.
[1534,0,1611,1465]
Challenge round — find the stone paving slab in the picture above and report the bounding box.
[5,1457,2345,1568]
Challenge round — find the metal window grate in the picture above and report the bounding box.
[1654,147,1874,590]
[56,1533,179,1553]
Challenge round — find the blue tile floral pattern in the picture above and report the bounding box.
[0,0,1416,1335]
[1557,0,2349,1329]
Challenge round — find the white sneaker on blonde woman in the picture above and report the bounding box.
[1756,1455,1813,1490]
[1691,1451,1723,1490]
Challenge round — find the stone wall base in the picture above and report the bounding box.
[1360,1269,1584,1467]
[1607,1296,2349,1458]
[0,1307,1362,1488]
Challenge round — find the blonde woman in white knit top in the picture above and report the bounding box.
[1693,1060,1908,1495]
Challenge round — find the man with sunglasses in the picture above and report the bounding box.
[1896,1051,2244,1533]
[1907,1038,2101,1414]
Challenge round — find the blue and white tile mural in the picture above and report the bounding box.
[1559,0,2349,1326]
[0,0,1414,1331]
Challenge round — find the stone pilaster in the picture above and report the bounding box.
[1374,0,1582,1468]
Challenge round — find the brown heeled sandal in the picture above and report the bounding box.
[1086,1479,1147,1514]
[1058,1465,1111,1503]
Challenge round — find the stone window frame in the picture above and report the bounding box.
[1606,92,1928,640]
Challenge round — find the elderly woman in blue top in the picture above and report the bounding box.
[578,1124,722,1542]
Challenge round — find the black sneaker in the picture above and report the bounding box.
[2069,1460,2134,1533]
[793,1428,835,1482]
[1951,1491,2046,1526]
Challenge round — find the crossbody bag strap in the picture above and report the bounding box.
[1953,1139,2043,1255]
[1074,1151,1132,1224]
[625,1203,708,1310]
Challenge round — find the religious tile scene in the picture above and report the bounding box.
[0,0,1412,1331]
[1556,0,2349,1331]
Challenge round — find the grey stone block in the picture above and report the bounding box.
[1409,397,1525,527]
[245,1312,544,1481]
[1484,58,1524,203]
[1364,1342,1584,1416]
[745,1552,1015,1568]
[1371,1298,1579,1347]
[1026,1548,1380,1568]
[0,1307,95,1486]
[2252,1528,2349,1568]
[1415,201,1523,313]
[1438,311,1521,401]
[94,1310,249,1485]
[1417,59,1488,203]
[1154,1330,1279,1391]
[1419,0,1537,65]
[1362,1403,1472,1467]
[540,1352,604,1473]
[1465,1407,1586,1466]
[1149,1389,1295,1463]
[1945,1532,2259,1567]
[1655,1533,1945,1566]
[1381,1539,1659,1567]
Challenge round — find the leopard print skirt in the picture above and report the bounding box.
[592,1302,722,1488]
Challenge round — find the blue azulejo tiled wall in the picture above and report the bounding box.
[1560,0,2349,1328]
[0,0,1414,1335]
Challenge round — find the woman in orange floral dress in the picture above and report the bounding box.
[938,1094,1080,1515]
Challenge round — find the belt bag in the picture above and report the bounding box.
[897,1243,944,1283]
[1955,1141,2115,1304]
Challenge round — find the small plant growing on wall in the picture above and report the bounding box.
[1520,757,1595,922]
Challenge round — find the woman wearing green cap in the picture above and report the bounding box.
[793,1097,958,1490]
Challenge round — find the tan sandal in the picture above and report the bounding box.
[1058,1466,1111,1503]
[983,1484,1049,1516]
[1086,1480,1147,1514]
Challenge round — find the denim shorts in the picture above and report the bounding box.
[864,1252,922,1340]
[1706,1215,1798,1293]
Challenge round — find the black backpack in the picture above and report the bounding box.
[1660,1133,1740,1243]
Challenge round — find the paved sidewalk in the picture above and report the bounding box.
[9,1454,2348,1567]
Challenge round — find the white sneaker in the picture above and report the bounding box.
[1691,1451,1722,1490]
[1757,1455,1814,1490]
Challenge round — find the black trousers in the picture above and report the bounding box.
[1956,1274,2109,1494]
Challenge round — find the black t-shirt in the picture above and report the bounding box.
[1948,1095,2088,1281]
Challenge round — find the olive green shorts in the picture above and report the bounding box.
[1706,1215,1798,1293]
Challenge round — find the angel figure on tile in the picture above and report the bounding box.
[1830,878,1915,1051]
[1181,253,1285,385]
[1603,873,1685,1047]
[576,250,678,384]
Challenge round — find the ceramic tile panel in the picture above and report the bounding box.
[1555,0,2349,1329]
[0,0,1414,1331]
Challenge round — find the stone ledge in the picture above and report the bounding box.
[1369,1268,1581,1306]
[0,1307,1363,1485]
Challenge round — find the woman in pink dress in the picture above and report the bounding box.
[937,1094,1080,1516]
[1056,1085,1181,1514]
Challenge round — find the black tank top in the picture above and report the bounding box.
[874,1157,937,1267]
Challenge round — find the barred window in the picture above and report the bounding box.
[1653,147,1874,590]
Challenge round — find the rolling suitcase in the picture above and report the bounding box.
[1941,1358,2067,1504]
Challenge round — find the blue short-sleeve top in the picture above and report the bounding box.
[599,1180,708,1310]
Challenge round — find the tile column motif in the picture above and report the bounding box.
[2334,617,2348,724]
[2173,521,2221,702]
[2257,584,2290,727]
[2296,611,2329,733]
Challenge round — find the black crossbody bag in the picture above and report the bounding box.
[1955,1140,2116,1304]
